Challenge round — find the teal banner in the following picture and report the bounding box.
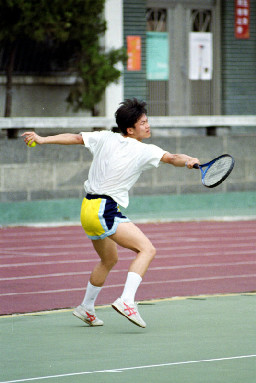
[146,32,169,80]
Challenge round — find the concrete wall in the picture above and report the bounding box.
[0,77,104,118]
[0,133,255,203]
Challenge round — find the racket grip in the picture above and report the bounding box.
[193,163,200,169]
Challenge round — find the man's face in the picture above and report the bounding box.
[128,114,151,141]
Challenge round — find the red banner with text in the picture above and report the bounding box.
[235,0,250,39]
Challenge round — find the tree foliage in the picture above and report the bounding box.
[67,47,127,114]
[0,0,126,117]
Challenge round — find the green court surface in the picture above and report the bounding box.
[1,294,256,383]
[1,191,256,226]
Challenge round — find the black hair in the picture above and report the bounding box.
[114,98,147,135]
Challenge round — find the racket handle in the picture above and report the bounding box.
[193,163,200,169]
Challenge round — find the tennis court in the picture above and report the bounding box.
[1,194,256,382]
[1,294,256,383]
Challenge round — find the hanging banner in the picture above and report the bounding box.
[126,36,141,71]
[146,32,169,80]
[235,0,250,39]
[189,32,213,80]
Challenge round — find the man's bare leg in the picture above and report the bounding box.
[73,237,118,326]
[110,222,156,328]
[90,237,118,286]
[110,221,156,277]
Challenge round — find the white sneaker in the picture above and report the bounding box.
[112,298,146,328]
[73,305,104,326]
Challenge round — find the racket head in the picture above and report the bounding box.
[197,154,235,188]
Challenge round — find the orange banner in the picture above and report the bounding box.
[235,0,250,39]
[127,36,141,71]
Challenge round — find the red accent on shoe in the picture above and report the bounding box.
[123,302,137,317]
[86,311,96,322]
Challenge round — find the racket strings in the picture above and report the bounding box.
[203,157,233,186]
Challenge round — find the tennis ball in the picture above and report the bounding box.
[28,140,37,148]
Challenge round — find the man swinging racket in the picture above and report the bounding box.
[22,98,200,328]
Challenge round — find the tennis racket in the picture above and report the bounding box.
[193,154,235,188]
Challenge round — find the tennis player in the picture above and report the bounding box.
[22,98,199,328]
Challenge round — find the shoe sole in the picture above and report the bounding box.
[111,302,146,328]
[73,311,103,326]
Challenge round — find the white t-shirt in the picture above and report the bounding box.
[81,131,167,208]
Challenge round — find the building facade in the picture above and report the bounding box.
[123,0,256,117]
[0,0,255,118]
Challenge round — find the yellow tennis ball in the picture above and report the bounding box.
[28,140,37,148]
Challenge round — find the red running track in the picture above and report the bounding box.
[0,220,256,315]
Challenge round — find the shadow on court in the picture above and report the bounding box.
[1,294,256,383]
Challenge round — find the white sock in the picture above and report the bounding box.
[81,281,102,311]
[120,272,142,304]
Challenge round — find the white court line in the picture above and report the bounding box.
[134,216,256,223]
[0,286,92,297]
[2,243,92,251]
[1,249,256,267]
[1,247,256,262]
[1,239,255,254]
[1,220,255,236]
[1,274,256,297]
[0,248,97,258]
[0,234,85,242]
[1,354,256,383]
[1,228,256,244]
[0,259,97,268]
[153,238,256,246]
[1,261,256,281]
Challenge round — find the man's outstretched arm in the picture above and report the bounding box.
[161,152,200,169]
[22,132,84,145]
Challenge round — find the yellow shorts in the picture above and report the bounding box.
[80,194,130,240]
